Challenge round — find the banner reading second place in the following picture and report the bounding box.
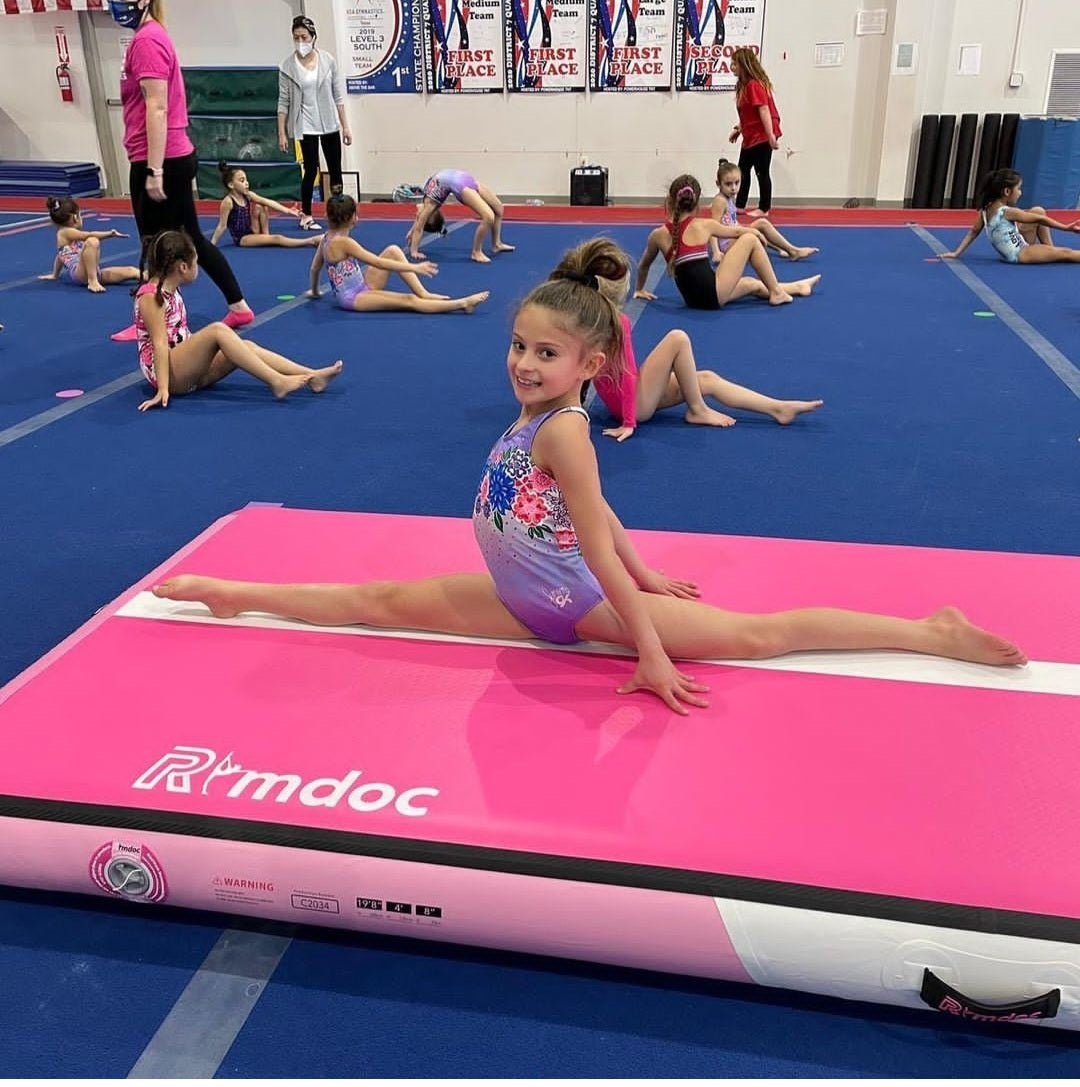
[504,0,588,92]
[674,0,766,91]
[421,0,504,92]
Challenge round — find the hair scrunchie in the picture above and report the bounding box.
[559,270,599,290]
[677,185,696,201]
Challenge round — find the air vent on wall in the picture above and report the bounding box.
[1046,51,1080,117]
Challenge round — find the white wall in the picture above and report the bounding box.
[1,0,1078,202]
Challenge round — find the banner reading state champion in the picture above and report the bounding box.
[421,0,503,92]
[334,0,420,93]
[674,0,765,91]
[589,0,674,92]
[504,0,588,92]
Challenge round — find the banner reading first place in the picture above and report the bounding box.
[504,0,588,92]
[589,0,674,92]
[421,0,504,92]
[335,0,421,93]
[674,0,765,91]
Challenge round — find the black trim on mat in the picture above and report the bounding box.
[2,793,1078,945]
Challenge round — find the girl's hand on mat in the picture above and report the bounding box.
[602,425,635,443]
[618,654,710,715]
[633,289,656,301]
[37,272,59,280]
[413,261,438,277]
[110,230,129,238]
[939,250,958,259]
[640,569,701,600]
[138,389,169,412]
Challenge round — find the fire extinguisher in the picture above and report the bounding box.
[56,63,74,103]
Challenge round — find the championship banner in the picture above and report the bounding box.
[421,0,503,93]
[588,0,673,92]
[334,0,421,93]
[674,0,765,91]
[504,0,587,92]
[3,0,104,11]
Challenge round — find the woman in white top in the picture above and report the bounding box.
[277,15,353,230]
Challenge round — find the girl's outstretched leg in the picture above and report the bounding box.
[714,234,790,306]
[578,595,1027,668]
[244,344,344,392]
[240,233,322,249]
[352,290,489,314]
[100,265,141,285]
[1018,244,1080,264]
[694,370,823,424]
[170,323,310,398]
[153,572,532,640]
[751,218,818,260]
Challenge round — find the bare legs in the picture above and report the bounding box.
[635,330,823,426]
[71,237,140,292]
[714,233,821,306]
[355,244,489,313]
[237,203,321,248]
[750,218,819,260]
[153,573,1026,669]
[461,185,514,262]
[165,323,342,398]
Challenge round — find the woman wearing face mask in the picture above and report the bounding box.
[278,16,353,231]
[109,0,254,340]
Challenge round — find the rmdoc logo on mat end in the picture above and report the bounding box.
[132,746,440,817]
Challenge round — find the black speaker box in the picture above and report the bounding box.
[570,165,608,206]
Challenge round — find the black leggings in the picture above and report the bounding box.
[736,141,774,213]
[299,131,343,215]
[129,151,244,305]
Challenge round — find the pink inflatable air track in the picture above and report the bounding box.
[2,507,1079,1030]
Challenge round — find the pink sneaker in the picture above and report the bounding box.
[222,309,255,330]
[110,323,138,342]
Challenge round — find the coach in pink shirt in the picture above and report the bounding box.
[111,0,253,332]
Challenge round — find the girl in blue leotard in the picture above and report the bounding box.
[309,194,489,314]
[155,237,1026,715]
[941,169,1080,265]
[406,168,514,264]
[210,163,322,250]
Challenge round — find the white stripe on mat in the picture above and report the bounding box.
[118,591,1080,696]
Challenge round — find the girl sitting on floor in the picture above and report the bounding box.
[134,230,342,412]
[309,194,488,314]
[940,168,1080,264]
[38,197,140,293]
[635,175,820,310]
[210,162,323,250]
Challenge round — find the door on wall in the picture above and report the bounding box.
[87,9,131,195]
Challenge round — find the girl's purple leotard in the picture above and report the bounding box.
[423,169,479,206]
[716,195,738,255]
[322,235,369,310]
[473,406,604,644]
[226,196,253,245]
[58,239,85,282]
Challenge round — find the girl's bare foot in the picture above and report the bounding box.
[768,289,794,306]
[88,281,106,293]
[785,275,822,297]
[153,575,242,618]
[789,246,820,261]
[271,373,312,399]
[684,406,736,427]
[462,291,490,313]
[770,399,824,425]
[493,243,515,253]
[471,252,492,264]
[309,360,344,393]
[924,606,1027,667]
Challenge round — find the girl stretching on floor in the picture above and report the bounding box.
[406,168,514,263]
[135,230,342,412]
[210,163,323,250]
[310,194,489,314]
[635,175,820,310]
[709,159,818,263]
[38,197,140,293]
[940,168,1080,264]
[154,238,1026,714]
[569,239,822,441]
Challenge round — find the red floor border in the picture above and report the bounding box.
[4,195,1075,228]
